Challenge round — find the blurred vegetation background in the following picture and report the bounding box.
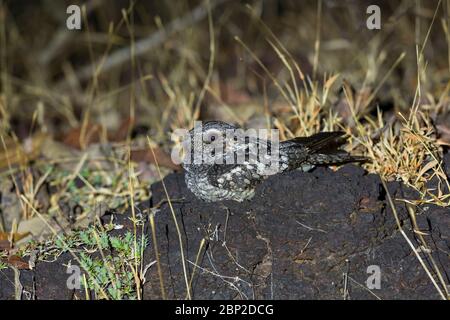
[1,0,448,137]
[0,0,449,240]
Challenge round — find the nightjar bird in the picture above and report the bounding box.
[181,121,365,202]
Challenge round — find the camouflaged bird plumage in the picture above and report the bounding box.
[181,121,364,202]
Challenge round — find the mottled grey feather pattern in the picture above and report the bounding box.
[182,121,364,202]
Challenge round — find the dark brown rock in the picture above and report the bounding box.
[144,165,449,300]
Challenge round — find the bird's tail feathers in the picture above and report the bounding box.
[288,131,367,165]
[307,152,367,165]
[289,131,345,153]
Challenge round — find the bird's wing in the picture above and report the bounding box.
[281,131,367,169]
[206,163,261,189]
[206,137,273,188]
[285,131,346,153]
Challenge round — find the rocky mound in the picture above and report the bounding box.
[1,164,448,299]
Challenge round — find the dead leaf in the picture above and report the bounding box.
[6,255,30,270]
[0,240,11,251]
[62,122,103,149]
[131,148,181,171]
[17,216,51,240]
[61,117,135,149]
[0,232,29,242]
[0,132,47,170]
[219,81,252,105]
[111,117,134,141]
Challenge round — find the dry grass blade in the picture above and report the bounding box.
[406,203,449,298]
[69,0,228,83]
[147,136,191,299]
[380,179,447,300]
[193,0,215,123]
[185,238,206,299]
[312,0,322,80]
[149,212,167,300]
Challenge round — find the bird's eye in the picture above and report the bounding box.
[204,129,221,144]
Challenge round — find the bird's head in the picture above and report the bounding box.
[181,121,242,170]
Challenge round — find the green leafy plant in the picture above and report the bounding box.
[44,224,147,300]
